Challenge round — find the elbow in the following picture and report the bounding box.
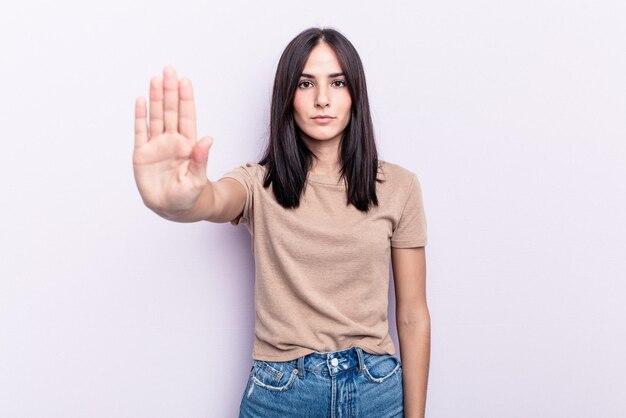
[397,309,431,329]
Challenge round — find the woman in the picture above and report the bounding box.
[133,27,430,418]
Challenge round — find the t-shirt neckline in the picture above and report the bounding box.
[306,172,345,186]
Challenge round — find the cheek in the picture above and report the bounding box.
[342,95,352,119]
[293,92,307,117]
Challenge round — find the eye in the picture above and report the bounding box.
[332,80,347,88]
[298,80,313,89]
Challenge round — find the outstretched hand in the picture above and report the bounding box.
[133,66,214,218]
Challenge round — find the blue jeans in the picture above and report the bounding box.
[238,346,404,417]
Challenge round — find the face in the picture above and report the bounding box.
[293,42,352,147]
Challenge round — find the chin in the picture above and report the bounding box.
[304,130,343,142]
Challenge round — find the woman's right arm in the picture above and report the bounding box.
[132,66,245,224]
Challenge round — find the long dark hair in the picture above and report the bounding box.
[258,27,382,212]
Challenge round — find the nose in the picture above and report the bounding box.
[315,85,330,108]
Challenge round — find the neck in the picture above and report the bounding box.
[301,134,342,177]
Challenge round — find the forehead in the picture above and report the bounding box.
[302,42,343,74]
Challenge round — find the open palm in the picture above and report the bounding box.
[133,66,213,218]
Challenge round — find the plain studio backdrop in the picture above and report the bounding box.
[1,0,625,417]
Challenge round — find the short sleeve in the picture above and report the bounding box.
[391,173,428,248]
[218,162,256,227]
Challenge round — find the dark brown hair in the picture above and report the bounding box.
[259,27,381,212]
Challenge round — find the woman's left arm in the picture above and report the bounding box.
[392,246,430,418]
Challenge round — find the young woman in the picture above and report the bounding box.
[133,27,430,418]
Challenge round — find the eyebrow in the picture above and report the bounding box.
[300,72,345,79]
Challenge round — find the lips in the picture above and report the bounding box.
[311,116,335,125]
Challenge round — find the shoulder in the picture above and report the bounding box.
[378,159,419,187]
[219,162,267,191]
[241,161,265,173]
[225,161,265,179]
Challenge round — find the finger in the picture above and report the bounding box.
[179,77,197,140]
[163,66,179,134]
[187,136,213,180]
[134,97,148,148]
[149,76,164,137]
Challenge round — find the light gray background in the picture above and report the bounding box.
[1,0,625,417]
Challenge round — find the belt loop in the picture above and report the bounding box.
[297,355,306,379]
[355,347,366,373]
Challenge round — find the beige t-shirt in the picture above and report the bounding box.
[219,159,427,361]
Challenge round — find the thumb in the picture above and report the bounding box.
[188,136,213,180]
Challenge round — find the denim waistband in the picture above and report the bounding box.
[287,346,368,379]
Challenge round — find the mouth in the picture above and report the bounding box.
[311,116,335,125]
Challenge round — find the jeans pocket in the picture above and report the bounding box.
[361,353,402,384]
[251,360,299,392]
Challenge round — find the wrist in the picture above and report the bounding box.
[155,182,213,223]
